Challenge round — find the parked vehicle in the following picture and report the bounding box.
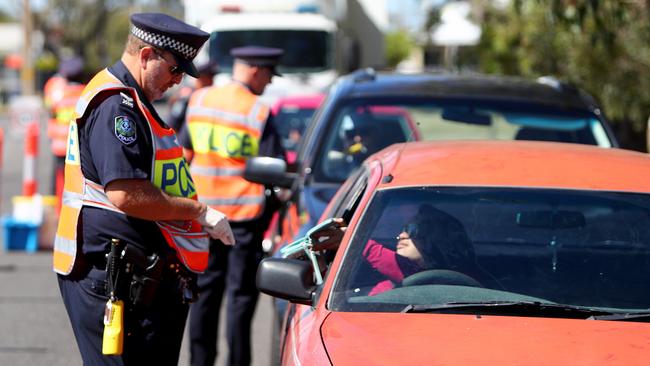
[271,94,325,164]
[248,69,619,251]
[262,94,325,253]
[258,140,650,365]
[184,0,385,101]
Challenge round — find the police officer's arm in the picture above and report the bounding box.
[259,114,286,159]
[106,179,207,221]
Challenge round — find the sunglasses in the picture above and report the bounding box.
[152,48,183,76]
[396,223,419,240]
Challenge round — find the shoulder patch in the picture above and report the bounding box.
[120,92,134,108]
[114,116,137,145]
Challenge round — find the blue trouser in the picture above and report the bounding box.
[58,266,189,366]
[189,222,264,366]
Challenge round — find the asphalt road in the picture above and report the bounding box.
[0,103,274,366]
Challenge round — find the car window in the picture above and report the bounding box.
[316,104,417,182]
[330,187,650,314]
[313,99,610,183]
[274,105,318,153]
[323,166,369,222]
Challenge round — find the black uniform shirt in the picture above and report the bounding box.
[79,60,166,256]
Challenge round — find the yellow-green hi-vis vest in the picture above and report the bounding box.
[53,68,209,275]
[186,83,268,222]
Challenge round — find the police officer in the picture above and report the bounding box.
[167,59,218,132]
[54,13,234,366]
[180,46,286,366]
[45,56,86,211]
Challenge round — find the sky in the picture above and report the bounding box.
[3,0,449,33]
[387,0,448,31]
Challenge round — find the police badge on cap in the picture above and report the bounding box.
[130,13,209,78]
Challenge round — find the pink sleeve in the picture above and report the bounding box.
[363,239,407,282]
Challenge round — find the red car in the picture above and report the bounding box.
[258,141,650,365]
[271,94,324,165]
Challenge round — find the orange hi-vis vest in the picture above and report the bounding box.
[47,83,85,157]
[53,69,209,275]
[186,83,268,222]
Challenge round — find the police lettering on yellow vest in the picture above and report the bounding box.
[185,82,269,222]
[52,69,210,275]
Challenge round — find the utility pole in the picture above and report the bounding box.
[21,0,35,95]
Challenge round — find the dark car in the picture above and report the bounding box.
[249,69,618,249]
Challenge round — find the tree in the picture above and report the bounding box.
[35,1,182,80]
[477,0,650,151]
[385,30,413,69]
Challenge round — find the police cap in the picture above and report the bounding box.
[130,13,209,78]
[231,46,283,76]
[58,56,84,78]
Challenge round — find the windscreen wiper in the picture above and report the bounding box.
[588,312,650,322]
[401,301,611,319]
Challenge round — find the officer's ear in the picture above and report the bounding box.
[139,46,156,69]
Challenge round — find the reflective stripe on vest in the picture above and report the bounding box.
[53,69,209,275]
[186,83,268,222]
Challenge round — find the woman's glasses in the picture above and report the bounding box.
[401,223,419,239]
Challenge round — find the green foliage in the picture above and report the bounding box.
[385,30,413,68]
[35,1,182,81]
[477,0,650,150]
[0,9,14,22]
[35,51,58,72]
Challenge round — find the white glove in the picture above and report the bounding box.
[197,207,235,245]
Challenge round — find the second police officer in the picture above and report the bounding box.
[180,46,286,366]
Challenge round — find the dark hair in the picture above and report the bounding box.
[407,204,475,270]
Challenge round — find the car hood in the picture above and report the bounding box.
[321,312,650,365]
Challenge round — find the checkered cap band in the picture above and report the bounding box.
[131,25,198,59]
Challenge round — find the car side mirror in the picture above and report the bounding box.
[256,257,315,305]
[244,156,296,188]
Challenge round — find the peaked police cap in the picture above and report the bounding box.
[130,12,209,78]
[231,46,284,76]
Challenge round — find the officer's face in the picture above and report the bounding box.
[143,48,183,101]
[251,66,273,95]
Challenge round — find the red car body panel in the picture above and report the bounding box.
[320,313,650,365]
[378,141,650,193]
[282,306,332,366]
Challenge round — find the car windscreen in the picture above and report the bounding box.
[209,30,331,73]
[313,98,611,183]
[330,187,650,316]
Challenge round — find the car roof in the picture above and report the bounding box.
[372,141,650,193]
[335,71,599,112]
[271,93,325,115]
